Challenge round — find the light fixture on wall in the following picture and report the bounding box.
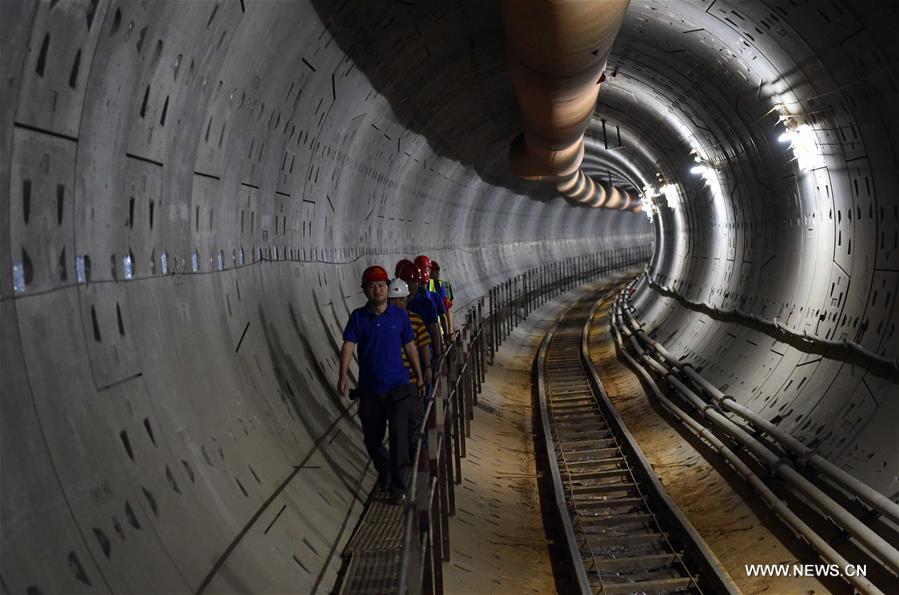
[771,103,825,172]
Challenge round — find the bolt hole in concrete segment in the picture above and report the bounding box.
[444,280,620,595]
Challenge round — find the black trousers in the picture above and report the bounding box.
[358,384,415,492]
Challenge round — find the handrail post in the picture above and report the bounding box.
[476,301,485,388]
[415,406,434,595]
[439,383,452,561]
[505,279,511,337]
[425,382,444,572]
[528,269,533,315]
[516,275,522,325]
[496,283,502,349]
[445,345,462,488]
[447,343,465,483]
[506,278,510,334]
[524,270,529,318]
[514,275,520,326]
[514,276,518,326]
[502,280,508,340]
[511,277,516,328]
[462,335,474,431]
[488,287,496,362]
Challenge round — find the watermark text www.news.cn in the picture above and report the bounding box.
[744,563,867,578]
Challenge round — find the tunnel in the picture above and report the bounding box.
[1,0,897,593]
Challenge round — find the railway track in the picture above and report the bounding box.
[536,293,737,594]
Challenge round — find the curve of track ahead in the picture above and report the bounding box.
[536,291,738,594]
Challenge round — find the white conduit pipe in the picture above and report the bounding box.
[609,321,884,595]
[619,301,899,527]
[613,296,899,576]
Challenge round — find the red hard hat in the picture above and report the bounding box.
[414,255,431,283]
[361,265,389,287]
[430,260,440,271]
[398,263,422,283]
[395,259,413,278]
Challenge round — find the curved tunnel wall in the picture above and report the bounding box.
[3,0,899,593]
[607,0,899,502]
[0,1,651,593]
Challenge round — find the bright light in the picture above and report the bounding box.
[641,183,681,212]
[641,185,658,221]
[772,103,825,172]
[665,110,726,219]
[785,124,824,171]
[661,184,679,209]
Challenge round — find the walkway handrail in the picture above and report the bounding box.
[396,245,653,595]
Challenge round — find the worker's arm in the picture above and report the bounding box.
[444,307,454,335]
[439,312,450,338]
[403,340,426,397]
[337,340,355,396]
[419,340,432,387]
[429,322,443,360]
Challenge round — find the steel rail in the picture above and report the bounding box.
[580,298,738,594]
[536,305,594,593]
[537,293,737,594]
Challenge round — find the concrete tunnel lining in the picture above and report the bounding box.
[1,0,897,593]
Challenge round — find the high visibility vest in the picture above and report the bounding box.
[429,279,453,301]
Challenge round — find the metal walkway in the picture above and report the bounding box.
[536,293,737,594]
[338,488,406,595]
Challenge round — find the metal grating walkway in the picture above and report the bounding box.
[339,489,406,595]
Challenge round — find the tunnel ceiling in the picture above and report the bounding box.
[1,0,897,593]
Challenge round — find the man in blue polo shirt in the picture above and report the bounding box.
[338,265,426,504]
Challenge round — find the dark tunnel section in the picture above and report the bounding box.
[1,0,897,593]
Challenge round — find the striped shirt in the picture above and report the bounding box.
[402,310,431,384]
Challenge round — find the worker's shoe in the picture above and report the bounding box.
[389,489,406,506]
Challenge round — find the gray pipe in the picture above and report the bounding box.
[620,298,899,528]
[679,365,899,527]
[615,300,899,575]
[609,322,884,595]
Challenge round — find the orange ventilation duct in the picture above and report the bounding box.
[500,0,638,211]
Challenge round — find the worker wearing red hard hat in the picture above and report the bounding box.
[414,255,449,339]
[399,262,442,361]
[395,258,413,279]
[337,265,426,504]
